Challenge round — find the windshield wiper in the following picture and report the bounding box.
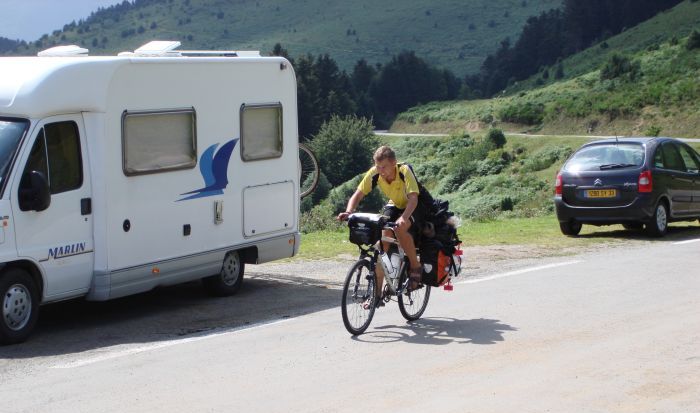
[599,163,637,170]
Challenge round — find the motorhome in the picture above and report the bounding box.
[0,41,302,343]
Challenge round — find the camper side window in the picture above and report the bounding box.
[122,109,197,175]
[21,122,83,194]
[240,104,282,161]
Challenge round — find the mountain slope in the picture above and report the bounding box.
[5,0,560,75]
[393,0,700,138]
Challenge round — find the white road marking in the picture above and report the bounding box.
[50,318,295,369]
[456,260,584,284]
[672,239,700,245]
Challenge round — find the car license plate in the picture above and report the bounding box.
[585,189,617,198]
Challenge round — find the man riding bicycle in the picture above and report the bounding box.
[337,146,424,298]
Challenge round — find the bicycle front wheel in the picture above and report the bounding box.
[341,259,376,335]
[398,269,431,321]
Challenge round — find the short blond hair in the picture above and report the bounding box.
[373,146,396,162]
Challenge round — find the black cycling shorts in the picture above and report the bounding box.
[382,204,422,239]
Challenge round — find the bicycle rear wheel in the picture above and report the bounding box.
[341,259,376,335]
[299,143,319,198]
[398,268,431,321]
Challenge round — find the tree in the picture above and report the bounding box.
[295,54,323,139]
[269,43,293,63]
[310,116,378,186]
[370,51,457,125]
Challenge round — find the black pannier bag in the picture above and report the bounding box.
[420,239,459,287]
[348,213,386,246]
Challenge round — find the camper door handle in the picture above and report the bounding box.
[81,198,92,215]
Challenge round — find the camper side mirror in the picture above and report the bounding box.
[19,171,51,212]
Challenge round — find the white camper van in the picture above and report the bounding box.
[0,42,309,344]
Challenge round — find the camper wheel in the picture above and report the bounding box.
[202,251,245,296]
[0,268,40,345]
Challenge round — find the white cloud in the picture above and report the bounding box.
[0,0,123,41]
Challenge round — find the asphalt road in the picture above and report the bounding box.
[1,237,699,412]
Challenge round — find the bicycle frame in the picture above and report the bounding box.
[358,224,409,297]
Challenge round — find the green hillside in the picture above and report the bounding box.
[6,0,560,75]
[392,0,700,137]
[516,0,700,90]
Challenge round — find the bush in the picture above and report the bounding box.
[324,175,386,216]
[600,53,641,82]
[498,102,544,125]
[687,30,700,50]
[644,125,662,137]
[521,146,573,172]
[299,206,344,233]
[485,128,506,149]
[310,115,378,187]
[500,196,514,211]
[300,171,331,213]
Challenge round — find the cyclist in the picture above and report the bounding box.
[337,146,423,303]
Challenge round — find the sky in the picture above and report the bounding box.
[0,0,123,41]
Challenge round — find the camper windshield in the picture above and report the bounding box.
[0,118,29,185]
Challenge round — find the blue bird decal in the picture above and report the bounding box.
[178,138,239,201]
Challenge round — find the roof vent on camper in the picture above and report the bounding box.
[119,40,182,57]
[117,40,260,58]
[38,45,89,57]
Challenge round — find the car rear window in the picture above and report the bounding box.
[564,143,645,172]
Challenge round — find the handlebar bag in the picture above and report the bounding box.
[348,213,386,245]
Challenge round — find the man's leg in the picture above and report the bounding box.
[395,222,420,271]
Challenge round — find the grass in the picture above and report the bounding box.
[6,0,561,76]
[296,230,356,260]
[297,214,700,260]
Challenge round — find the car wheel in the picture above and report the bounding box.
[0,268,40,345]
[622,222,644,231]
[645,201,668,237]
[559,220,582,236]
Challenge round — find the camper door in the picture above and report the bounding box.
[11,115,94,299]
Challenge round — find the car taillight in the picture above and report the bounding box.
[555,173,563,196]
[638,170,653,193]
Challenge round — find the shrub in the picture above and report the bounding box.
[521,146,573,172]
[600,53,641,82]
[644,125,662,137]
[300,171,331,213]
[500,196,514,211]
[687,30,700,50]
[310,115,378,187]
[299,206,343,233]
[485,128,506,149]
[324,175,386,216]
[498,102,544,125]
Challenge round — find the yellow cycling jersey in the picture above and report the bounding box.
[357,163,419,209]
